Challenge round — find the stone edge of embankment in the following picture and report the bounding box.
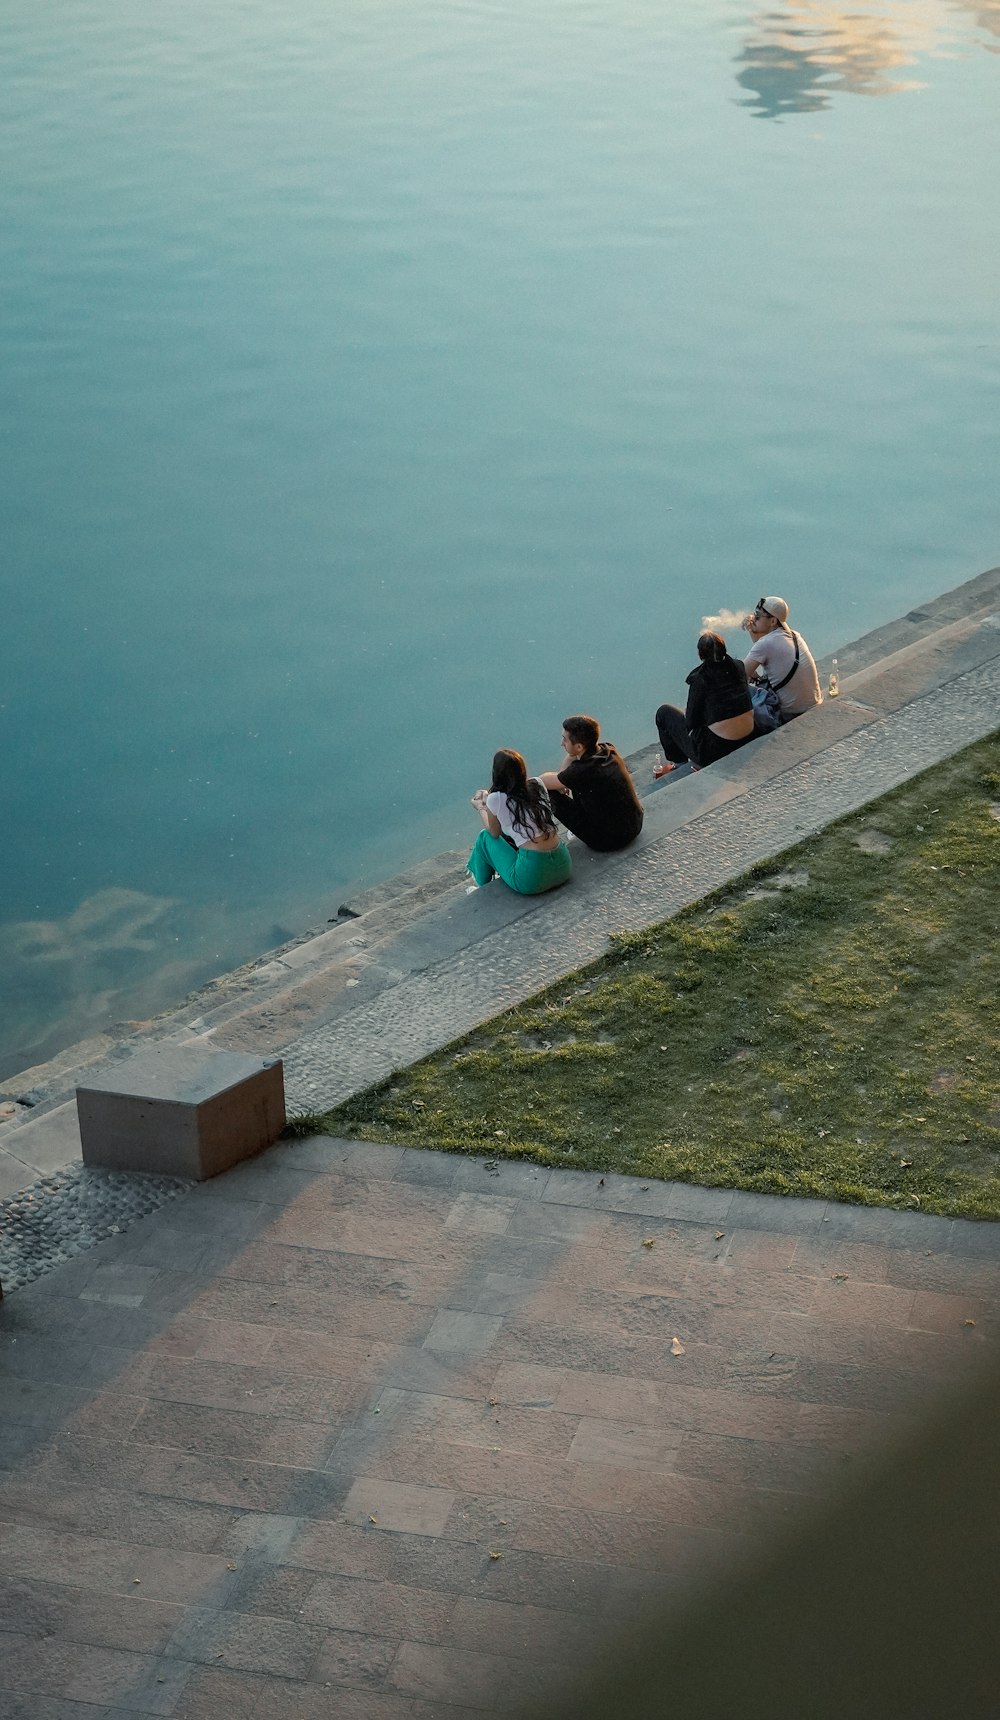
[1,563,998,1165]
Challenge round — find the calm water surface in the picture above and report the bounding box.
[2,0,999,1077]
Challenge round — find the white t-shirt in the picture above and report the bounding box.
[745,628,822,718]
[486,782,552,846]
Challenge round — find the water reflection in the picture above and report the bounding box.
[737,0,1000,119]
[960,0,1000,47]
[0,890,201,1081]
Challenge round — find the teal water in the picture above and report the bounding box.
[2,0,999,1078]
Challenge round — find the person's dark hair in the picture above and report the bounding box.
[562,714,600,752]
[491,748,556,838]
[697,631,728,664]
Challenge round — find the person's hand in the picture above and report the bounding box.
[471,789,487,808]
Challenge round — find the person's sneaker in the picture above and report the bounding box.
[652,760,676,779]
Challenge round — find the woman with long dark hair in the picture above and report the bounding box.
[655,631,755,772]
[468,749,572,895]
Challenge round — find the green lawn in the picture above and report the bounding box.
[307,733,1000,1220]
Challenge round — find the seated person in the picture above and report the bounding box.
[655,632,755,771]
[741,596,822,721]
[537,715,644,852]
[467,749,572,896]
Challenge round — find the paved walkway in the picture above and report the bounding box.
[3,1137,999,1716]
[2,568,1000,1713]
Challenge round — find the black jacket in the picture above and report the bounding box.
[555,742,643,847]
[685,657,752,732]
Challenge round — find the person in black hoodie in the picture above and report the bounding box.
[538,715,644,852]
[655,632,755,772]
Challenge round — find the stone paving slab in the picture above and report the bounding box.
[1,1136,998,1716]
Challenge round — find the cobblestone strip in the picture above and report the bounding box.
[283,657,1000,1110]
[0,1163,192,1292]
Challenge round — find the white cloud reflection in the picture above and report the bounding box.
[0,889,210,1083]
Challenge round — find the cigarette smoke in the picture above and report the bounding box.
[701,607,747,633]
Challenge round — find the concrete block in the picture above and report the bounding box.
[76,1045,285,1180]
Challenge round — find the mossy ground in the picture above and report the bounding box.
[310,734,1000,1220]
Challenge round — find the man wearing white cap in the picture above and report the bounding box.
[741,596,822,721]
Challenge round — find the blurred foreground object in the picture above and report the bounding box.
[549,1356,1000,1719]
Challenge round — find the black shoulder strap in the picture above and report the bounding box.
[770,630,800,692]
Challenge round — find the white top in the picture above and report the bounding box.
[486,782,552,846]
[745,628,822,717]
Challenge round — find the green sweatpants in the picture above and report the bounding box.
[467,830,571,895]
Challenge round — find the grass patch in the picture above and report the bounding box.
[319,734,1000,1219]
